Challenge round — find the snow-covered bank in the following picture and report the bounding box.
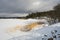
[0,19,60,40]
[9,23,60,40]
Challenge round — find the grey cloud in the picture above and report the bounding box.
[0,0,60,13]
[0,13,28,17]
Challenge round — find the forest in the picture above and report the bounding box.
[26,4,60,21]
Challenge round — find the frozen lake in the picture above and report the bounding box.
[0,19,60,40]
[0,19,47,40]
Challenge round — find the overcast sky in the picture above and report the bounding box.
[0,0,60,17]
[0,0,60,13]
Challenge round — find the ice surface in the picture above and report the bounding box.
[0,19,60,40]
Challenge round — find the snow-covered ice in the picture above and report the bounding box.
[0,19,60,40]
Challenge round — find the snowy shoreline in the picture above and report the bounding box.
[0,19,60,40]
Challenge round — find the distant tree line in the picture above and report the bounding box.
[0,17,26,19]
[26,4,60,21]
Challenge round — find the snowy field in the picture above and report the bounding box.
[0,19,60,40]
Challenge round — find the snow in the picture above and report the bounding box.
[0,19,60,40]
